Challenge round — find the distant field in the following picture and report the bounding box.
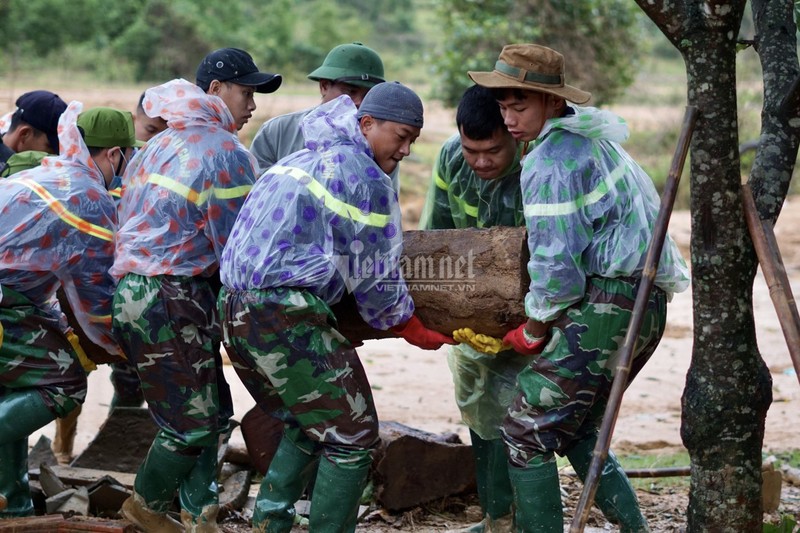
[0,49,776,226]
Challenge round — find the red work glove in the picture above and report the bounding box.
[391,315,456,350]
[503,323,548,356]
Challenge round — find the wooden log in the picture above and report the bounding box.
[0,515,136,533]
[332,226,530,342]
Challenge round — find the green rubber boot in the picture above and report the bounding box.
[0,390,57,445]
[0,438,35,517]
[252,436,318,533]
[565,435,649,532]
[0,390,57,517]
[308,457,371,533]
[133,435,199,513]
[508,460,563,533]
[179,444,220,531]
[464,431,513,531]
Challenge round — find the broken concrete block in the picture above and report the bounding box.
[87,475,131,516]
[27,435,58,471]
[372,421,476,511]
[39,462,69,497]
[45,486,90,515]
[71,407,158,473]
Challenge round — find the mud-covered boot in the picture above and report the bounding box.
[181,504,220,532]
[252,436,318,533]
[121,491,182,533]
[52,404,81,465]
[179,445,221,532]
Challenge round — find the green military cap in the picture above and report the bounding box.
[308,42,385,88]
[1,150,48,177]
[77,107,136,148]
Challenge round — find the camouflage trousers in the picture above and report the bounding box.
[219,287,378,469]
[502,277,667,467]
[0,285,86,421]
[112,274,232,452]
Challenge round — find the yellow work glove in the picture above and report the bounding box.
[452,327,511,355]
[66,330,96,372]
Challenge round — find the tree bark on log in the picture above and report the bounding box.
[332,226,530,343]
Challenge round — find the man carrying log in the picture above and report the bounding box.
[470,44,690,532]
[0,105,134,517]
[218,82,454,533]
[419,84,526,533]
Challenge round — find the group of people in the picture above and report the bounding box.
[0,40,689,533]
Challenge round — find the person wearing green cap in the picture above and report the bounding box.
[249,42,385,175]
[0,103,133,518]
[0,150,48,177]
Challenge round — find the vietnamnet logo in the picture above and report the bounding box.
[332,240,477,293]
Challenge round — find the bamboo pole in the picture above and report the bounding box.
[741,182,800,382]
[570,106,698,532]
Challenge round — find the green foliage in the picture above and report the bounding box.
[432,0,644,107]
[763,514,797,533]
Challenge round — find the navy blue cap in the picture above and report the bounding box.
[14,90,67,154]
[357,81,423,128]
[196,48,282,94]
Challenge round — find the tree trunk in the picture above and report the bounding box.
[332,226,530,342]
[637,1,773,530]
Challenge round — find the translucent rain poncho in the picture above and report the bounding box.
[111,79,257,279]
[419,133,524,230]
[0,101,120,355]
[220,95,414,330]
[522,106,690,322]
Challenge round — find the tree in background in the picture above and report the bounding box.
[639,0,799,529]
[433,0,642,107]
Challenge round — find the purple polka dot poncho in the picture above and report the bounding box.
[220,95,414,330]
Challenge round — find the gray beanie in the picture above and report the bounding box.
[357,81,423,128]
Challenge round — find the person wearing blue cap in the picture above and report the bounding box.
[249,42,386,174]
[218,82,453,533]
[0,90,67,173]
[196,47,282,132]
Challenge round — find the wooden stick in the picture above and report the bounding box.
[570,105,698,532]
[741,182,800,382]
[563,466,691,478]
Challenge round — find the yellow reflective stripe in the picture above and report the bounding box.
[434,172,477,217]
[210,184,252,200]
[88,313,112,323]
[18,179,113,242]
[273,165,391,227]
[524,162,627,217]
[109,187,121,199]
[463,201,478,218]
[149,173,200,203]
[148,174,251,205]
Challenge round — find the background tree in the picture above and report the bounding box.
[637,0,799,529]
[433,0,642,107]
